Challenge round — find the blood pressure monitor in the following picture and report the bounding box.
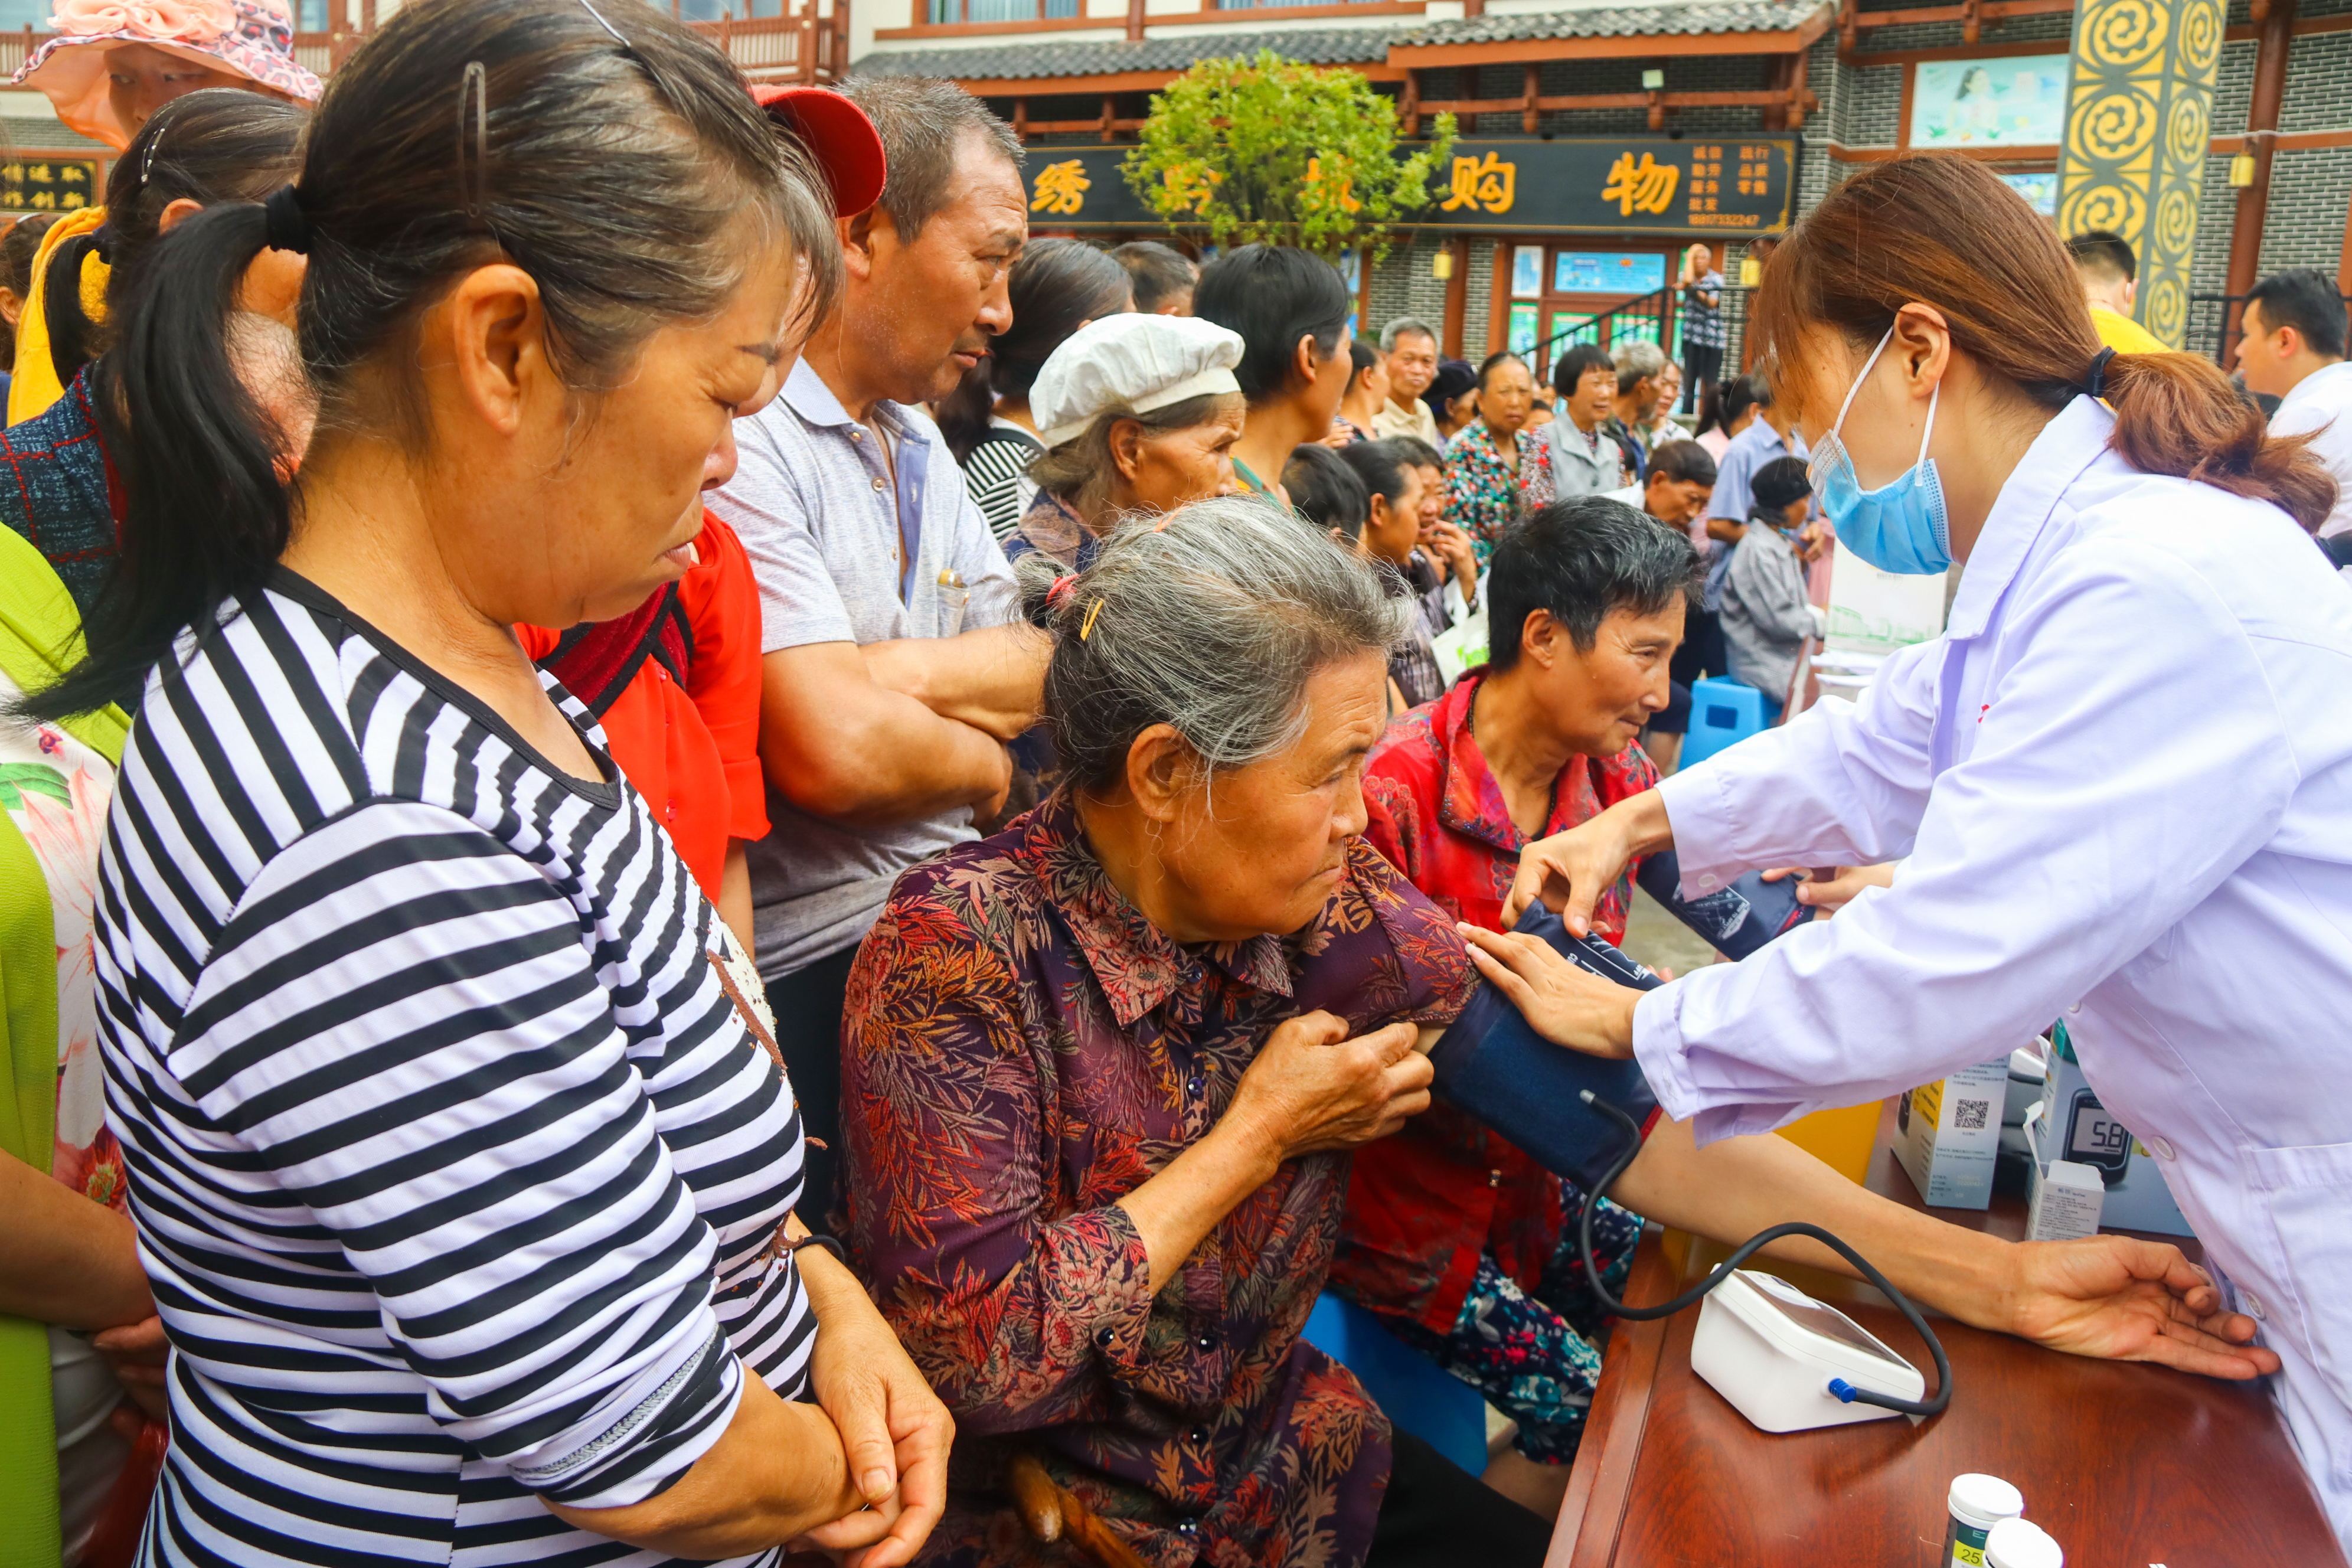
[2062,1087,2136,1186]
[1690,1269,1928,1432]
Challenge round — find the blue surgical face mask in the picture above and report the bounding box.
[1807,324,1951,576]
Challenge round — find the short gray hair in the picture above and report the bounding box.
[1027,494,1409,790]
[839,75,1023,241]
[1612,337,1667,392]
[1380,316,1438,353]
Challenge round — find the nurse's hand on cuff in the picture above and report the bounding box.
[1758,861,1897,916]
[1502,791,1675,934]
[1459,924,1642,1059]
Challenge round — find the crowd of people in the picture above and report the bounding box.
[1,3,2349,1567]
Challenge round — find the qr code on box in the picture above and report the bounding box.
[1955,1099,1991,1131]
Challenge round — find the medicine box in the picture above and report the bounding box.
[2023,1135,2105,1242]
[2035,1036,2194,1239]
[1894,1057,2010,1210]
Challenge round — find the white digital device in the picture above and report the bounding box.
[1690,1269,1928,1433]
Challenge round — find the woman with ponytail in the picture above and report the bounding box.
[0,87,306,622]
[0,89,302,1568]
[28,1,950,1564]
[1483,151,2352,1550]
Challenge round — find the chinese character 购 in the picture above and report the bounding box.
[1440,152,1517,215]
[1030,158,1090,217]
[1304,155,1363,214]
[1602,151,1681,217]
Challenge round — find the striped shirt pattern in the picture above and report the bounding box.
[94,572,814,1567]
[959,424,1043,541]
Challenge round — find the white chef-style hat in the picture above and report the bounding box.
[1033,313,1246,449]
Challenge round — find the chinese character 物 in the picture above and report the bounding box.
[1030,158,1090,217]
[1602,151,1681,217]
[59,190,84,210]
[1440,152,1516,215]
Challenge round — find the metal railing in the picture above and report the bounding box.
[1524,282,1751,389]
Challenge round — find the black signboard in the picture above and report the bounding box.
[1021,136,1800,237]
[1,156,100,214]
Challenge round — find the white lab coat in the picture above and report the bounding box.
[1632,396,2352,1546]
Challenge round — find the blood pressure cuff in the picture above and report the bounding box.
[1635,850,1814,959]
[1427,902,1664,1193]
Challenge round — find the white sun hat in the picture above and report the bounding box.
[1032,312,1244,449]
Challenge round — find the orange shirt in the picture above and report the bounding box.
[518,512,768,901]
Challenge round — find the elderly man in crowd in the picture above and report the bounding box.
[1606,337,1668,480]
[709,74,1049,1222]
[1375,315,1443,445]
[1602,437,1719,769]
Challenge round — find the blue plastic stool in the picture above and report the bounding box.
[1302,1293,1488,1476]
[1680,675,1771,766]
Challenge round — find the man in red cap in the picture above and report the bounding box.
[710,74,1048,1227]
[518,86,890,959]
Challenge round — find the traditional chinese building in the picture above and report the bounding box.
[849,0,2352,371]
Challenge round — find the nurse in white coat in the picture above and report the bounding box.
[1470,155,2352,1539]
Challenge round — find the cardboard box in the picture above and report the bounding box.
[1893,1057,2010,1210]
[2036,1032,2194,1239]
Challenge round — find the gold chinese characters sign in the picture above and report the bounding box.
[2057,0,2224,347]
[1,158,99,214]
[1018,138,1798,236]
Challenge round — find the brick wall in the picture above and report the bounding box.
[1364,233,1452,345]
[1815,0,2352,301]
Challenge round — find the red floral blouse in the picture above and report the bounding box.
[1331,674,1659,1334]
[842,790,1474,1568]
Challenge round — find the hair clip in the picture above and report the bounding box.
[1080,599,1105,642]
[1046,573,1079,612]
[458,60,491,227]
[576,0,630,44]
[139,103,173,186]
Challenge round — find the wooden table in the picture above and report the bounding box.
[1547,1105,2345,1568]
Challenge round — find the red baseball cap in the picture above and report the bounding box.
[751,84,887,218]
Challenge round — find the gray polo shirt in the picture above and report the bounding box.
[708,359,1018,979]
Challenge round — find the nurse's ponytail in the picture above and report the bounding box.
[1752,154,2335,535]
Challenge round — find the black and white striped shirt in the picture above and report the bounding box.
[95,572,814,1566]
[959,422,1043,541]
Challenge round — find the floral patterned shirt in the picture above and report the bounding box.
[1334,674,1657,1333]
[842,790,1474,1568]
[1440,418,1536,557]
[0,672,124,1210]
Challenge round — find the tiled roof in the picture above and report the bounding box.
[852,26,1396,81]
[1391,0,1830,47]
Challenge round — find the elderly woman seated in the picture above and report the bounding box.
[842,498,2271,1568]
[1006,312,1248,571]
